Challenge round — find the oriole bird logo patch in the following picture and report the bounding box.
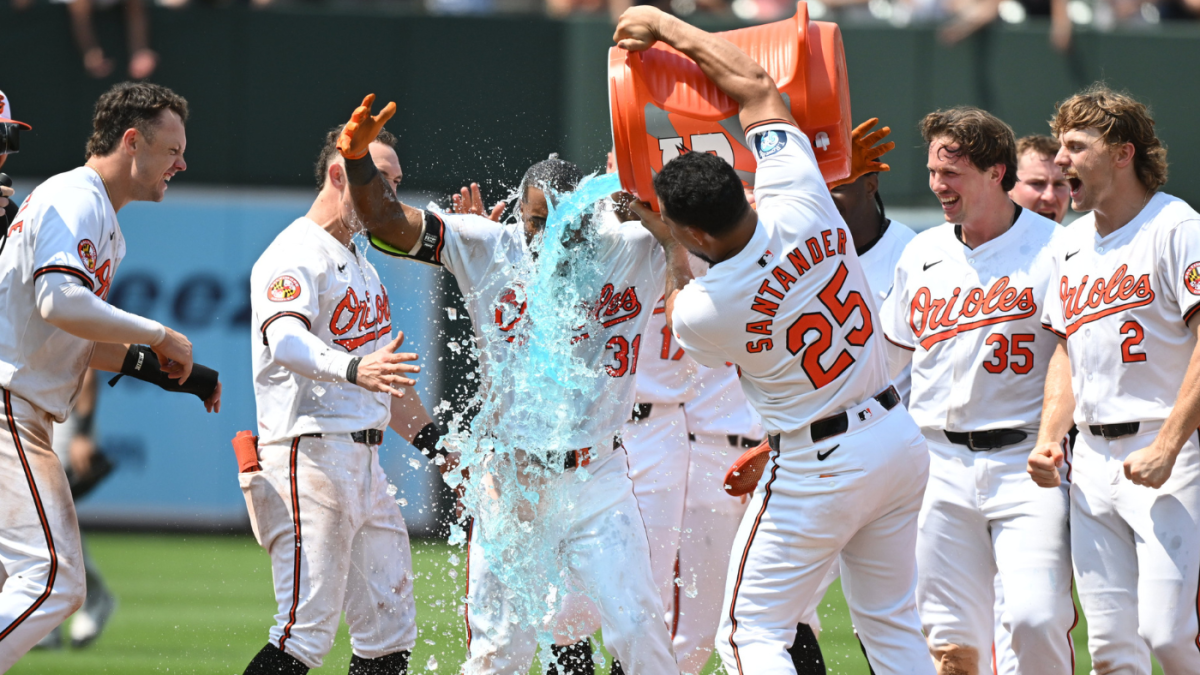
[78,240,98,272]
[268,275,302,302]
[1186,262,1200,296]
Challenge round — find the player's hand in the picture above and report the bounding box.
[451,183,505,222]
[0,185,12,210]
[354,333,421,398]
[337,94,397,160]
[151,326,194,385]
[1124,438,1177,489]
[828,118,895,189]
[614,6,668,52]
[1027,441,1064,488]
[203,381,222,414]
[613,192,676,245]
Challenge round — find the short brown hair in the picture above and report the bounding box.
[314,125,398,190]
[920,107,1018,192]
[1050,84,1168,192]
[1016,135,1060,161]
[85,82,189,159]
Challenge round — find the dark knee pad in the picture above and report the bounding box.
[347,650,410,675]
[244,643,310,675]
[787,623,827,675]
[547,639,594,675]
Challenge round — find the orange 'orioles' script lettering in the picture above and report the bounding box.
[1058,265,1154,338]
[909,276,1037,350]
[330,286,392,350]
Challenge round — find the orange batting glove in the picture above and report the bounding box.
[827,117,895,189]
[337,94,397,160]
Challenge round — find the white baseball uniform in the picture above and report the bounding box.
[373,210,680,674]
[670,120,932,675]
[247,217,416,668]
[1041,192,1200,675]
[858,219,916,404]
[621,296,698,636]
[882,211,1076,671]
[0,167,131,669]
[673,363,763,675]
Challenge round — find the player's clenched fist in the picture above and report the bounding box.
[151,325,194,384]
[337,94,396,160]
[353,333,420,398]
[1027,441,1064,488]
[1124,440,1177,489]
[614,6,669,52]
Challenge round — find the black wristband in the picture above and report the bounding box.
[346,356,362,385]
[108,345,219,401]
[412,422,447,460]
[344,153,379,186]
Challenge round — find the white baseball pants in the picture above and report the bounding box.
[462,448,680,675]
[716,402,933,675]
[673,431,752,675]
[0,389,86,673]
[240,435,417,669]
[623,404,691,628]
[916,436,1075,674]
[1071,422,1200,675]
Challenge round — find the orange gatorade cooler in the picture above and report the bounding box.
[609,1,851,211]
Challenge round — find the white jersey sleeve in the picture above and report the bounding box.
[253,251,323,345]
[1161,217,1200,322]
[748,121,838,239]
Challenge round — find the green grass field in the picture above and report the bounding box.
[10,532,1159,674]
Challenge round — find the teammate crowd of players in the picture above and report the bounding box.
[1,4,1198,675]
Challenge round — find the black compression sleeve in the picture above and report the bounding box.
[109,345,219,400]
[344,153,379,186]
[412,422,447,460]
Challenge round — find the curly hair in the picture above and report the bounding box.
[314,125,397,190]
[85,82,189,159]
[1050,84,1168,192]
[920,107,1018,192]
[653,150,748,236]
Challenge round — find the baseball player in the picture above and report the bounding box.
[882,108,1075,675]
[1029,85,1200,675]
[336,98,685,674]
[612,8,933,674]
[988,132,1070,675]
[1009,135,1071,225]
[241,126,434,675]
[0,81,221,671]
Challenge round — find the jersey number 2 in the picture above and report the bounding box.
[785,262,874,389]
[1120,321,1147,363]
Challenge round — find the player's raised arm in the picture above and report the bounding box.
[614,6,793,132]
[337,95,425,253]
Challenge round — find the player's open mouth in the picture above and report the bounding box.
[939,195,959,210]
[1038,210,1056,220]
[1067,176,1082,198]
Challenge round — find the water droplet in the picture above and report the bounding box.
[311,385,325,397]
[408,458,422,470]
[685,583,698,598]
[397,498,408,507]
[426,655,438,670]
[448,554,460,567]
[386,484,398,497]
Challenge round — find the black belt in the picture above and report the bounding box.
[768,385,901,452]
[1089,422,1140,439]
[687,433,760,448]
[302,429,384,445]
[631,403,654,421]
[564,437,621,470]
[945,429,1028,451]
